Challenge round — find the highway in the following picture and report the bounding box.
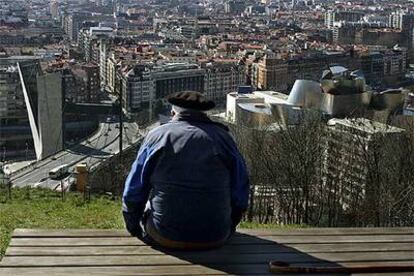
[10,120,144,190]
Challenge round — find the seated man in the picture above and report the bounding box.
[122,91,249,249]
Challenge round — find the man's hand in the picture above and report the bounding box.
[123,211,143,238]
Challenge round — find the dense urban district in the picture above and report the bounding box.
[0,0,413,227]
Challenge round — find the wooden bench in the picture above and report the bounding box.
[0,227,413,275]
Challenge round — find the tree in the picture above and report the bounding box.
[230,112,414,227]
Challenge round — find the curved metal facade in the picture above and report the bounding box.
[287,80,322,109]
[236,103,274,127]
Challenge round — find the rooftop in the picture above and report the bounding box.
[254,91,289,105]
[328,118,406,134]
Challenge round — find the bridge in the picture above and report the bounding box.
[17,60,126,161]
[7,119,154,190]
[64,102,120,115]
[5,59,149,189]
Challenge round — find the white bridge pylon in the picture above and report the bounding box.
[17,62,43,161]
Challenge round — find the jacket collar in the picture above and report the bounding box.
[171,111,229,131]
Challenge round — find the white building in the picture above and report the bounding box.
[226,92,263,123]
[226,80,327,126]
[323,118,405,210]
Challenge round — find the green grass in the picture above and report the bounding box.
[0,188,305,260]
[0,188,123,259]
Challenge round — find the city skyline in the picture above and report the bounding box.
[0,0,413,227]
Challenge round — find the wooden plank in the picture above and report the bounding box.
[12,229,130,238]
[0,255,188,267]
[5,246,162,256]
[1,251,413,267]
[9,237,143,247]
[6,243,414,257]
[12,228,414,238]
[0,266,412,276]
[230,234,414,244]
[9,234,414,247]
[3,228,414,276]
[352,274,414,276]
[288,261,414,268]
[0,264,270,276]
[238,227,414,236]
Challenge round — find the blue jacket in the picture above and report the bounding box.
[122,112,249,243]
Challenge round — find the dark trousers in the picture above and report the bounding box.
[141,203,232,250]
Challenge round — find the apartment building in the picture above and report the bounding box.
[118,64,154,113]
[324,10,365,29]
[323,118,405,210]
[257,55,289,91]
[203,62,245,104]
[152,63,205,99]
[118,63,205,113]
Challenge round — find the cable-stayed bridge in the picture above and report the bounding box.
[8,120,148,190]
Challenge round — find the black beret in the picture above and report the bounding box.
[167,91,215,111]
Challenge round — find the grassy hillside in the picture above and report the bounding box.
[0,187,304,260]
[0,188,123,259]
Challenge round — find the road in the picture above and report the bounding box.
[10,120,144,190]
